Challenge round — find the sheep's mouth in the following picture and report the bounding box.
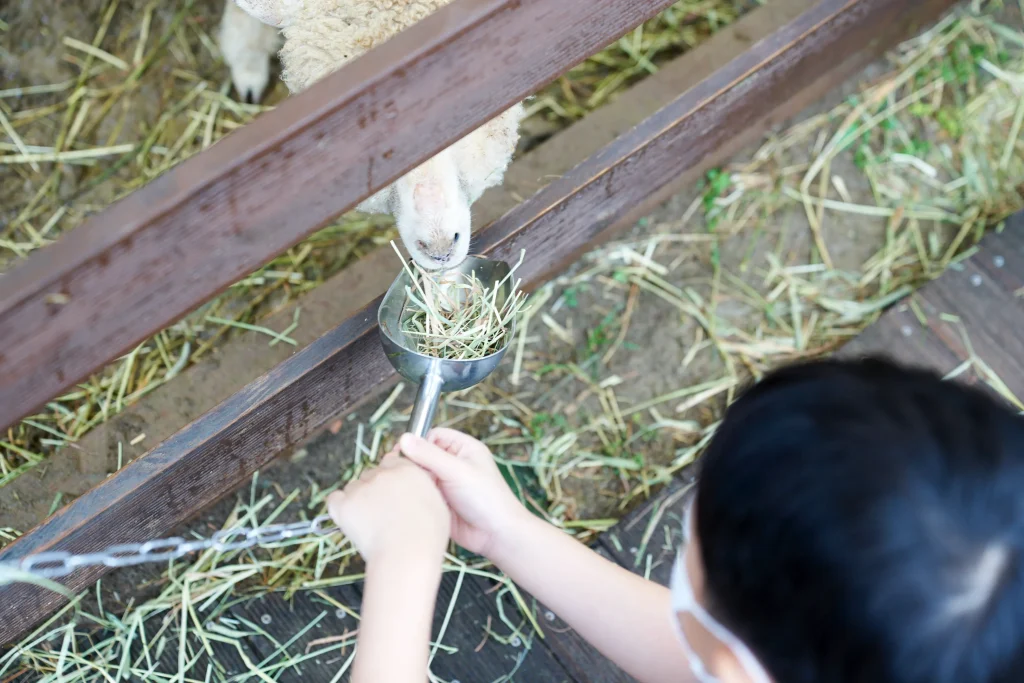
[414,252,467,272]
[425,256,466,272]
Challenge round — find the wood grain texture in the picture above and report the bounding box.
[230,570,615,682]
[229,585,366,682]
[0,0,820,539]
[427,573,579,682]
[840,214,1024,404]
[0,0,960,646]
[473,0,959,287]
[0,0,681,434]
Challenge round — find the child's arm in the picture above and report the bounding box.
[327,452,450,683]
[353,555,442,683]
[491,512,687,682]
[400,431,691,683]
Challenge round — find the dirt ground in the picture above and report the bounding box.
[300,75,897,520]
[2,2,1023,677]
[190,61,928,543]
[0,0,253,227]
[0,0,755,493]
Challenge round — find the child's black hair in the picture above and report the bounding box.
[696,356,1024,683]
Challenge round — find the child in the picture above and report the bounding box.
[328,357,1024,683]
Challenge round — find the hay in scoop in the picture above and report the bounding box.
[390,242,528,360]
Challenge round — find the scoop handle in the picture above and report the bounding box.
[408,369,444,438]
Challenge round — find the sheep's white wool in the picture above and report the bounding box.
[282,2,445,93]
[218,1,282,103]
[230,0,524,268]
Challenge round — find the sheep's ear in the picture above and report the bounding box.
[233,0,302,28]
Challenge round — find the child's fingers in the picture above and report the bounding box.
[400,433,468,481]
[426,427,489,462]
[424,427,469,456]
[326,490,347,519]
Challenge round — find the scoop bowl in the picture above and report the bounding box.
[377,255,516,437]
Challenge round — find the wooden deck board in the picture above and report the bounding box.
[229,586,365,682]
[227,573,587,682]
[53,616,262,683]
[841,213,1024,404]
[531,562,639,683]
[427,573,579,683]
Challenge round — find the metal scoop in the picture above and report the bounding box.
[378,255,516,437]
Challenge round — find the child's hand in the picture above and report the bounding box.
[327,451,450,566]
[398,429,530,558]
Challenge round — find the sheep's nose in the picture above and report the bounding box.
[417,239,455,264]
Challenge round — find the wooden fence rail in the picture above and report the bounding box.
[0,0,682,434]
[0,0,957,645]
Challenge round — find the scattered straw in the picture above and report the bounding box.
[0,0,755,487]
[3,3,1024,679]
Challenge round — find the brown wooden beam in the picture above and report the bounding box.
[0,0,959,646]
[0,0,826,539]
[0,0,823,539]
[0,0,681,434]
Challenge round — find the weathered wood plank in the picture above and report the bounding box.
[229,586,366,682]
[232,552,638,682]
[428,572,580,683]
[0,0,683,434]
[840,214,1024,403]
[0,0,821,538]
[522,545,640,683]
[0,0,960,646]
[0,304,388,646]
[234,574,580,682]
[599,477,691,588]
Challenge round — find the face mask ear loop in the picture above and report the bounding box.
[669,553,721,683]
[687,594,772,683]
[672,499,773,683]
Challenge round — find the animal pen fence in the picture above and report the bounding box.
[0,0,957,646]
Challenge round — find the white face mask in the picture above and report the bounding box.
[669,490,772,683]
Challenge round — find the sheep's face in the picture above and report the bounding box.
[392,151,471,271]
[231,0,524,271]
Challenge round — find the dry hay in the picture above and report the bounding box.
[0,0,755,489]
[395,243,528,361]
[2,4,1023,680]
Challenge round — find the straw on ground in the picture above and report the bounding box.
[3,6,1023,679]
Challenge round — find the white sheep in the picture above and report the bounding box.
[219,0,524,270]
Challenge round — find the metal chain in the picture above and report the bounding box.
[1,515,340,580]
